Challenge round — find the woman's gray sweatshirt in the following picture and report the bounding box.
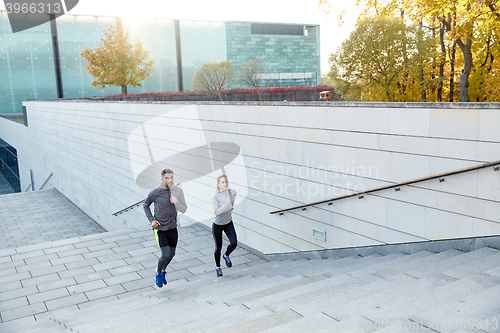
[212,188,237,225]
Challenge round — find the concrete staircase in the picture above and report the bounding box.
[1,225,500,333]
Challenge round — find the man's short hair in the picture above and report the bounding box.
[161,169,174,177]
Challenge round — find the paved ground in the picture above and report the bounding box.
[0,172,15,195]
[0,223,262,327]
[0,189,106,249]
[1,190,499,332]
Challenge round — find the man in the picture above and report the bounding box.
[143,168,187,288]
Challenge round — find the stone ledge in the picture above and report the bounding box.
[23,99,500,109]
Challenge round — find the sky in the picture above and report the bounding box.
[0,0,362,75]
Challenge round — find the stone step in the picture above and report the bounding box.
[363,272,500,324]
[148,266,279,301]
[171,305,275,333]
[339,251,434,278]
[263,258,499,333]
[13,320,69,333]
[293,272,417,318]
[162,274,281,303]
[36,290,165,329]
[194,275,297,304]
[375,248,463,278]
[39,265,284,331]
[257,253,413,313]
[260,312,377,333]
[55,297,219,333]
[217,308,302,333]
[439,249,500,279]
[36,265,318,332]
[80,301,234,333]
[478,313,500,333]
[224,274,327,307]
[271,250,500,331]
[410,279,500,333]
[404,247,500,279]
[302,253,405,278]
[32,269,269,328]
[322,272,456,322]
[265,270,381,314]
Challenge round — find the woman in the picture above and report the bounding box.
[212,174,238,277]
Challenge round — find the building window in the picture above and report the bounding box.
[251,23,303,36]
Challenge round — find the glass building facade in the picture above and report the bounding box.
[0,11,320,114]
[0,138,20,192]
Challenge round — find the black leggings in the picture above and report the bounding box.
[155,228,178,273]
[158,246,176,273]
[212,221,238,267]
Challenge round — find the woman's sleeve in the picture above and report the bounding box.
[213,194,231,216]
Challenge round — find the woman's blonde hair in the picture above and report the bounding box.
[216,175,228,191]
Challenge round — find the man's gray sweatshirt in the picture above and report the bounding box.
[143,184,187,231]
[213,188,237,225]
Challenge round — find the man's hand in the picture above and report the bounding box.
[170,194,178,204]
[151,220,160,228]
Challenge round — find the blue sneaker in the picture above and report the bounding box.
[223,254,232,268]
[216,267,223,277]
[155,272,163,288]
[161,271,167,286]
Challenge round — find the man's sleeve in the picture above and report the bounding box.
[174,189,187,214]
[143,191,155,222]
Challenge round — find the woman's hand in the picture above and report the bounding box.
[226,197,231,204]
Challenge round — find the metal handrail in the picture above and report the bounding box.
[113,183,180,216]
[39,173,53,190]
[113,199,145,216]
[270,160,500,215]
[0,156,20,181]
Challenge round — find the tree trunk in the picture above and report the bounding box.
[386,86,392,102]
[418,21,427,102]
[437,25,446,102]
[449,41,456,102]
[121,85,127,101]
[257,88,262,101]
[430,17,437,99]
[419,69,426,102]
[457,37,472,102]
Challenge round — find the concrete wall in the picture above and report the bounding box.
[1,101,499,255]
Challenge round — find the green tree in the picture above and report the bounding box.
[193,61,234,101]
[238,60,265,101]
[81,26,154,101]
[329,16,434,101]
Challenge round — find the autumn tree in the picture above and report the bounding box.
[329,16,435,102]
[193,61,234,101]
[321,0,500,102]
[483,27,500,101]
[81,26,154,101]
[238,60,265,101]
